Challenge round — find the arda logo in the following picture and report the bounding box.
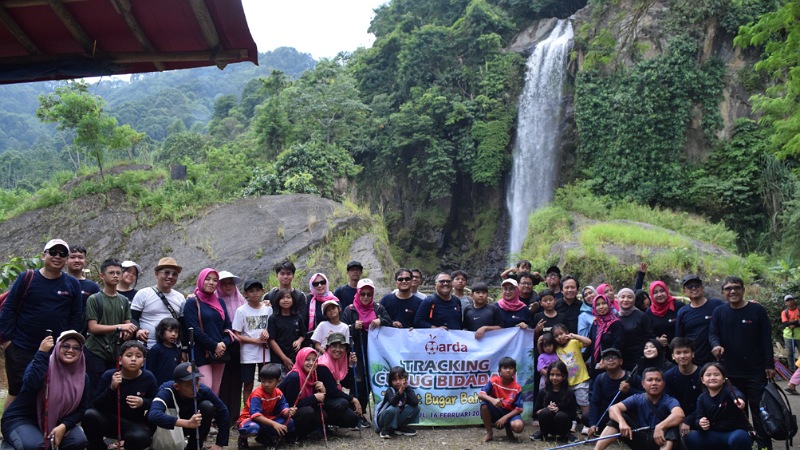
[425,334,468,354]
[425,334,438,355]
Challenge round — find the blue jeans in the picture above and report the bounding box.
[5,420,87,450]
[376,405,420,431]
[238,415,295,438]
[684,429,752,450]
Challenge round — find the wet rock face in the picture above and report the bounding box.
[0,193,395,294]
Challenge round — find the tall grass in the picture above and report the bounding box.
[579,223,691,248]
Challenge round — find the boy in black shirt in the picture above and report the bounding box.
[462,282,502,339]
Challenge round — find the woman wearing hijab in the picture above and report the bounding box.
[588,295,624,373]
[646,281,685,348]
[637,338,674,372]
[634,289,651,311]
[216,271,248,428]
[577,286,597,339]
[341,278,391,428]
[595,284,619,312]
[615,288,654,371]
[305,273,339,340]
[183,268,234,394]
[496,279,533,329]
[1,330,90,450]
[278,347,360,439]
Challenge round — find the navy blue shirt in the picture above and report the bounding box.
[462,303,502,331]
[647,300,685,345]
[146,342,182,385]
[333,284,357,310]
[0,270,83,350]
[693,386,748,431]
[620,392,681,428]
[380,293,422,328]
[414,294,462,330]
[498,306,533,329]
[587,370,643,425]
[709,302,773,378]
[94,368,158,421]
[149,381,230,446]
[675,299,724,365]
[663,366,701,426]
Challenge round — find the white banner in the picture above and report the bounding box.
[366,327,534,425]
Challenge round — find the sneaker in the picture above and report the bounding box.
[359,417,371,428]
[380,429,392,439]
[581,425,590,435]
[237,437,250,450]
[394,426,417,436]
[570,421,577,432]
[530,431,544,441]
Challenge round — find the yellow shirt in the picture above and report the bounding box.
[556,339,589,386]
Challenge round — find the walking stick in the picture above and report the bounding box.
[545,426,650,450]
[314,369,328,447]
[595,365,638,432]
[116,328,123,450]
[359,329,372,422]
[43,329,53,449]
[188,327,201,450]
[350,334,362,438]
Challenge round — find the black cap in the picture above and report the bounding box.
[471,282,489,292]
[243,279,264,291]
[681,274,702,287]
[546,265,561,276]
[173,362,204,382]
[601,348,622,358]
[346,261,363,271]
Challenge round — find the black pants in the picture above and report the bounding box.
[178,399,215,450]
[609,413,679,450]
[729,375,771,450]
[538,409,572,437]
[83,408,152,450]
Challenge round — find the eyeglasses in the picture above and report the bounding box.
[47,248,68,258]
[160,270,179,277]
[104,271,122,277]
[684,283,702,290]
[360,291,374,297]
[396,277,412,282]
[60,343,82,352]
[312,280,326,287]
[436,279,452,284]
[722,285,743,292]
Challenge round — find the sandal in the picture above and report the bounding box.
[787,387,798,395]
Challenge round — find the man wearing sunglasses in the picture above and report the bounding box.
[380,268,422,328]
[0,238,83,408]
[131,257,186,349]
[413,273,463,330]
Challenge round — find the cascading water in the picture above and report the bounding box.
[506,19,574,257]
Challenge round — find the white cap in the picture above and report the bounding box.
[121,261,142,275]
[357,278,375,290]
[43,239,69,252]
[218,271,241,284]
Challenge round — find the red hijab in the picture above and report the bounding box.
[290,347,319,399]
[648,281,675,318]
[592,295,619,361]
[353,285,377,324]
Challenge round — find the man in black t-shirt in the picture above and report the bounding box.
[333,260,362,309]
[380,268,421,328]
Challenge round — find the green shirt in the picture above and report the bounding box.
[85,291,131,361]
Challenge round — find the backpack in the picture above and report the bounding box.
[0,269,35,314]
[760,379,798,449]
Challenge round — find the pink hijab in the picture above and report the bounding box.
[498,285,526,312]
[318,343,349,387]
[353,285,377,324]
[38,334,86,449]
[592,295,619,361]
[217,273,246,321]
[648,281,675,318]
[307,273,338,331]
[596,284,619,311]
[290,347,319,399]
[195,268,224,319]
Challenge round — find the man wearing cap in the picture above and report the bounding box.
[118,260,142,302]
[782,294,800,372]
[586,348,642,437]
[674,274,724,365]
[149,362,230,450]
[131,257,186,349]
[0,238,83,408]
[414,273,463,330]
[544,266,563,301]
[334,261,363,310]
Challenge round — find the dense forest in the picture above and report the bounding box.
[0,0,798,284]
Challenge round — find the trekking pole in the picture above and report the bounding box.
[188,327,201,450]
[315,369,328,448]
[350,334,362,438]
[116,328,123,450]
[43,329,53,449]
[595,365,638,432]
[545,426,649,450]
[359,329,372,422]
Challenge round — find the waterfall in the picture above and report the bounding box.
[506,19,573,257]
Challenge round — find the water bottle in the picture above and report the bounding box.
[760,406,770,423]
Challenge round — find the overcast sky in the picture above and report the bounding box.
[241,0,388,60]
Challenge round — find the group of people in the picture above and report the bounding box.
[0,239,783,450]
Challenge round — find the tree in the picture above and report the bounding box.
[36,82,144,180]
[735,1,800,158]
